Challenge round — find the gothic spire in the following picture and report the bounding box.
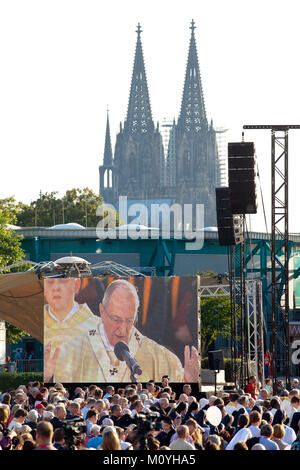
[103,109,113,165]
[124,23,154,135]
[178,20,207,133]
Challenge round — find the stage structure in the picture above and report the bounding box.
[200,280,264,387]
[0,260,151,343]
[216,139,258,388]
[243,124,300,392]
[0,259,201,387]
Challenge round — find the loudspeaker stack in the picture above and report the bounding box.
[216,141,257,246]
[228,142,257,214]
[216,187,244,246]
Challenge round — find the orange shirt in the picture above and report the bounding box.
[246,382,257,399]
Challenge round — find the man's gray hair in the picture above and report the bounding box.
[251,443,265,450]
[90,424,100,435]
[54,404,66,415]
[27,409,39,422]
[102,280,140,318]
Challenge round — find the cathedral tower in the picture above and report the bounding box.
[99,110,114,204]
[100,21,220,227]
[174,20,219,226]
[113,24,163,202]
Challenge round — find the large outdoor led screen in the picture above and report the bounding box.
[44,276,200,383]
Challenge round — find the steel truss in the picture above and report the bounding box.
[244,124,300,392]
[229,213,249,389]
[199,279,264,387]
[246,280,265,385]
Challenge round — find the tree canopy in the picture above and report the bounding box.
[0,200,24,268]
[0,188,120,228]
[200,295,240,357]
[0,202,28,344]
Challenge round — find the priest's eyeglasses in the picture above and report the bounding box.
[103,308,135,326]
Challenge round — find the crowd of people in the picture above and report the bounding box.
[0,375,300,451]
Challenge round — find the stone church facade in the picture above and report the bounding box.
[99,21,220,227]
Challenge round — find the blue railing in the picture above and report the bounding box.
[0,360,43,373]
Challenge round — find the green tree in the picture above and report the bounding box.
[16,187,119,227]
[0,196,23,219]
[200,295,239,357]
[0,202,28,344]
[6,324,27,344]
[0,202,24,267]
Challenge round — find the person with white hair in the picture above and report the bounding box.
[77,279,199,382]
[25,409,39,431]
[14,424,32,436]
[251,443,266,450]
[42,411,54,422]
[50,404,66,430]
[86,424,102,449]
[208,395,217,406]
[199,398,209,409]
[206,434,222,448]
[246,397,256,413]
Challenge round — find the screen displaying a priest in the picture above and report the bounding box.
[43,276,200,384]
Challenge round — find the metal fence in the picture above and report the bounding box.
[0,360,43,373]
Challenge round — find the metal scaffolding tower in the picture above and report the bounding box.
[243,124,300,392]
[246,280,265,385]
[199,279,264,386]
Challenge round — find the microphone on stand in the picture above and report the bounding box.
[114,341,142,377]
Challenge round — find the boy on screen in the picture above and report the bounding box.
[44,278,100,382]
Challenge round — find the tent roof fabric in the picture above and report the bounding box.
[0,272,44,342]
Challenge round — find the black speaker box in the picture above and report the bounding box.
[228,168,256,182]
[228,142,255,157]
[228,141,257,214]
[217,227,235,245]
[208,350,224,371]
[230,182,257,214]
[216,205,233,218]
[228,157,256,169]
[216,187,244,246]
